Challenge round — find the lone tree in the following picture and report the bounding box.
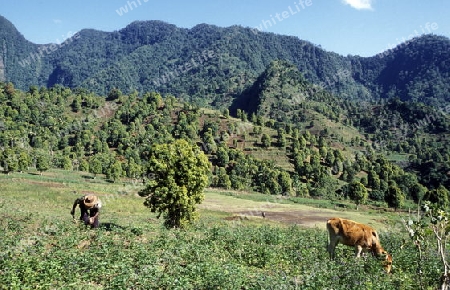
[139,139,210,228]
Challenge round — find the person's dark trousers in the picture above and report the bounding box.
[79,208,88,222]
[82,212,99,228]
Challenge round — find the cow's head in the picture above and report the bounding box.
[376,250,392,273]
[383,251,393,273]
[372,246,392,273]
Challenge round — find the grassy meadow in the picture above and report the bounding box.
[0,169,445,289]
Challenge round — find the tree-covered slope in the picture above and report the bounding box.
[0,16,39,86]
[349,35,450,106]
[380,35,450,106]
[1,82,449,209]
[232,60,343,123]
[2,16,449,108]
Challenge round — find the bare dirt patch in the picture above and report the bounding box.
[201,191,390,230]
[235,210,333,228]
[230,208,389,230]
[256,211,329,227]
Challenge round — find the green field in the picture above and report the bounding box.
[0,170,445,289]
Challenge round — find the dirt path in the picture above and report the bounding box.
[200,191,391,230]
[253,210,332,227]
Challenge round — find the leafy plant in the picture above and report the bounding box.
[138,139,210,228]
[403,201,449,290]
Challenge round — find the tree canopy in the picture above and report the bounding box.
[138,139,210,228]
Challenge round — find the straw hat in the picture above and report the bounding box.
[83,195,98,209]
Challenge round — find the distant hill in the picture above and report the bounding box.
[1,15,450,108]
[351,34,450,107]
[231,60,341,123]
[0,16,38,85]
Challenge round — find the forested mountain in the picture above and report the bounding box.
[1,15,450,109]
[0,16,38,85]
[350,35,450,107]
[1,16,450,209]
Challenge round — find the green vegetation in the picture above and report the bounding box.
[2,15,450,108]
[0,79,448,287]
[0,81,449,213]
[1,15,450,288]
[0,170,448,289]
[138,139,210,228]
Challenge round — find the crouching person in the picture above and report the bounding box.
[70,195,102,228]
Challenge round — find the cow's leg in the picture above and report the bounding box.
[355,245,363,258]
[327,237,338,259]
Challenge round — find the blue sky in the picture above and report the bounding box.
[1,0,449,57]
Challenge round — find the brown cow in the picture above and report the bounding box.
[326,217,392,273]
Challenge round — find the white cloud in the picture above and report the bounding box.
[53,19,63,24]
[342,0,374,10]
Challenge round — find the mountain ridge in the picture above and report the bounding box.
[1,15,449,109]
